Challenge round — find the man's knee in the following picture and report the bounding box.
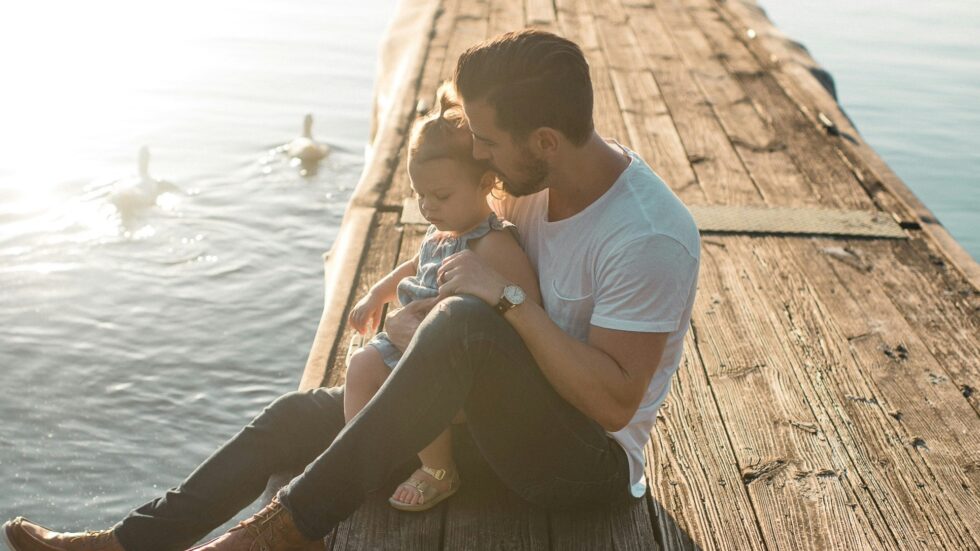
[256,389,319,428]
[429,294,502,337]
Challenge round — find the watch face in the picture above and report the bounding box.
[503,285,525,305]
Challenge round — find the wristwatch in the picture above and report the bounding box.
[494,284,526,315]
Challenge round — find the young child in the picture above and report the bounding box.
[343,83,541,512]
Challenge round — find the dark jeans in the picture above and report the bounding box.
[112,295,633,551]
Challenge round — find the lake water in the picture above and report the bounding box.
[0,0,977,542]
[0,0,396,539]
[760,0,979,260]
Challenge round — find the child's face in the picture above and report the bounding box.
[408,158,491,233]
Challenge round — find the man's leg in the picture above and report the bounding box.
[112,387,346,551]
[452,312,633,511]
[278,295,633,540]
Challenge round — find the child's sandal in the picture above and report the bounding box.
[388,465,460,512]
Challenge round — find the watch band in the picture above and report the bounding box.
[494,295,515,315]
[494,284,525,315]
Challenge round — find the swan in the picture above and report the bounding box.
[109,146,180,214]
[287,113,330,163]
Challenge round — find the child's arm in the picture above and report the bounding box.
[369,254,419,304]
[349,254,419,334]
[467,232,542,307]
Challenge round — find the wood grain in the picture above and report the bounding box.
[305,0,980,548]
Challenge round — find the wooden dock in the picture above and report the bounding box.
[296,0,980,548]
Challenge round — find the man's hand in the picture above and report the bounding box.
[436,250,508,306]
[385,296,439,351]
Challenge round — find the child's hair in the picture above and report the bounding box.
[408,82,491,182]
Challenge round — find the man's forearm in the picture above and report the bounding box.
[503,301,633,431]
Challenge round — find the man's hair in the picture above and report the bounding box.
[453,29,594,146]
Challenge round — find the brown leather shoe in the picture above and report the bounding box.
[187,497,325,551]
[2,517,124,551]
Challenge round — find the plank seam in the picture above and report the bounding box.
[656,0,779,206]
[752,238,974,548]
[739,238,912,548]
[304,0,443,389]
[811,246,980,547]
[586,0,708,201]
[688,318,773,551]
[571,2,687,546]
[643,0,815,208]
[710,0,980,291]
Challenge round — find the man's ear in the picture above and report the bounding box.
[530,127,562,156]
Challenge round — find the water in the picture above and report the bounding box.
[759,0,980,261]
[0,0,395,538]
[0,0,977,543]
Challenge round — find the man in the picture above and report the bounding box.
[3,29,699,551]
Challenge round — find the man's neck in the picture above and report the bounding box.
[546,133,630,222]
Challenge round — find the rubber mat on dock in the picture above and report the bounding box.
[401,199,908,238]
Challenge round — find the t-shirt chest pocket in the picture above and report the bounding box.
[545,276,594,342]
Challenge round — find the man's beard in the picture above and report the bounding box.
[495,146,549,197]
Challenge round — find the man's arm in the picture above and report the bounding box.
[437,250,670,431]
[502,300,668,431]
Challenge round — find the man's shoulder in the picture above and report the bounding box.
[600,163,700,258]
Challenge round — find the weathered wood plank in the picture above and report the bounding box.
[442,461,550,550]
[693,236,890,550]
[623,0,818,208]
[626,0,980,545]
[525,0,557,29]
[871,239,980,416]
[548,498,660,551]
[717,0,980,289]
[762,238,980,540]
[324,211,405,386]
[730,235,977,549]
[643,330,768,550]
[382,0,462,208]
[419,0,465,104]
[396,224,428,266]
[678,0,875,212]
[554,0,631,143]
[709,0,980,292]
[488,0,524,36]
[450,0,491,60]
[328,490,444,551]
[582,0,704,203]
[600,0,763,207]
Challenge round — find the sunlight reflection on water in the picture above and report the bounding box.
[0,0,394,538]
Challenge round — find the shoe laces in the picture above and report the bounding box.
[234,499,290,545]
[65,530,115,549]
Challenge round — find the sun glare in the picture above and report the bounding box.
[0,1,223,174]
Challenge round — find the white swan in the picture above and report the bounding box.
[109,146,180,214]
[287,114,330,163]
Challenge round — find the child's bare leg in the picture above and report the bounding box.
[343,347,391,423]
[391,427,457,506]
[348,347,460,507]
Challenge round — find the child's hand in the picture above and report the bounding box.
[348,292,385,335]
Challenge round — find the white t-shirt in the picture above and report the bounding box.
[490,142,700,498]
